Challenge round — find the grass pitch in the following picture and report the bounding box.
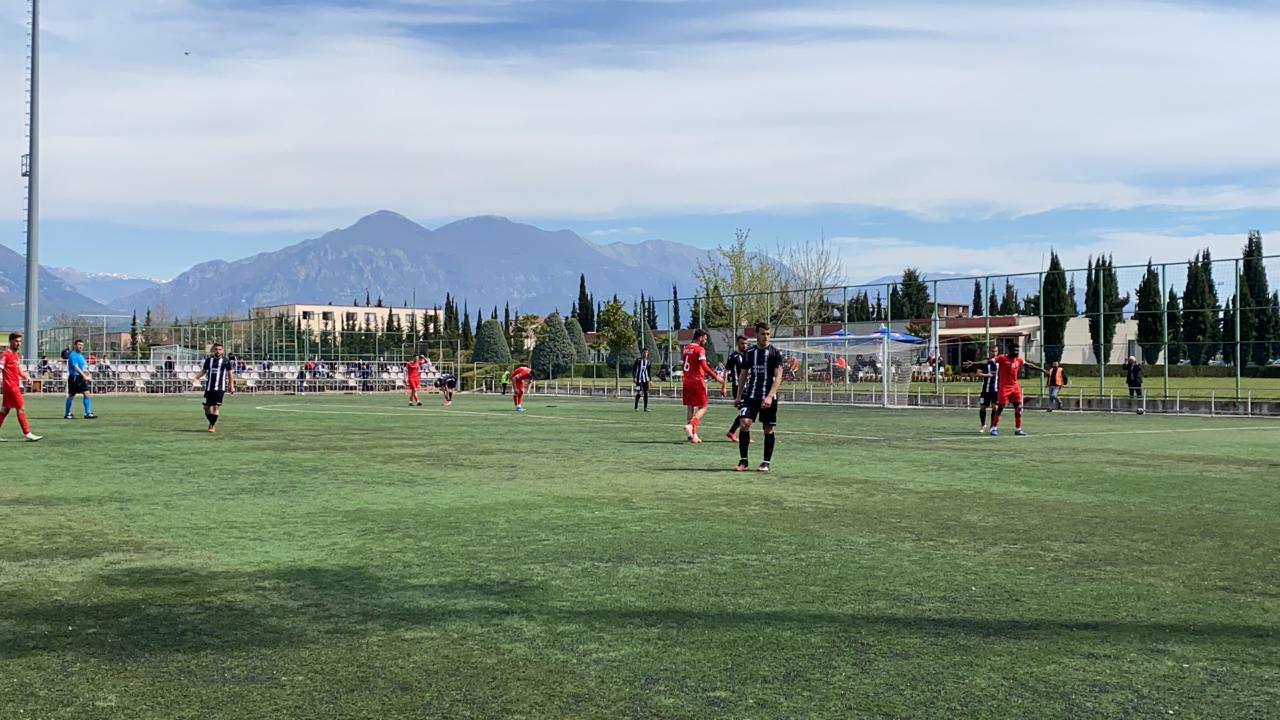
[1,393,1277,719]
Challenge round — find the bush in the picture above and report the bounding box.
[531,312,576,378]
[472,319,512,365]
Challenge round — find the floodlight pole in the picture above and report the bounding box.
[1161,263,1168,399]
[22,0,40,362]
[1234,259,1242,399]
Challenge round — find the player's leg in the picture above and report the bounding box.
[683,403,695,440]
[758,401,778,472]
[690,403,711,442]
[65,387,74,418]
[978,398,989,431]
[82,387,95,418]
[737,411,754,470]
[1013,399,1026,435]
[634,385,641,410]
[990,402,1004,434]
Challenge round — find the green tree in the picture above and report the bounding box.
[129,310,140,359]
[1182,250,1217,365]
[888,284,904,321]
[576,274,594,331]
[596,300,637,392]
[1133,261,1164,364]
[564,316,591,363]
[897,268,931,321]
[1020,293,1040,317]
[671,284,682,330]
[531,312,576,377]
[1242,231,1272,365]
[694,228,788,326]
[972,279,984,317]
[1084,255,1130,364]
[460,303,474,350]
[1269,292,1280,362]
[141,307,154,353]
[1221,297,1238,366]
[1166,289,1185,365]
[998,279,1019,316]
[987,287,999,316]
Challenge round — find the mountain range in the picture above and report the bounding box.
[107,212,709,319]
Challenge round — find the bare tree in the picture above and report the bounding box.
[784,234,845,325]
[693,228,789,327]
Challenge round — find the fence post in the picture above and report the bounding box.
[1234,258,1242,399]
[1161,263,1169,399]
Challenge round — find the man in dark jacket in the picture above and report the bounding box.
[1122,356,1143,399]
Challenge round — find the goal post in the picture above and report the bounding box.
[771,326,926,408]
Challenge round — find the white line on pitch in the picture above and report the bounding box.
[926,425,1280,441]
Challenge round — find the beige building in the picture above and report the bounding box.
[252,303,443,335]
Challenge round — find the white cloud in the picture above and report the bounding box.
[1,1,1279,231]
[588,226,648,238]
[836,229,1280,289]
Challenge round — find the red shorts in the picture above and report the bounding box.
[408,378,421,390]
[682,383,707,407]
[2,387,23,410]
[998,386,1024,406]
[513,380,527,393]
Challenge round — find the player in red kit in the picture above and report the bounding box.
[510,364,533,411]
[406,354,424,406]
[989,344,1045,437]
[0,333,42,442]
[681,329,724,443]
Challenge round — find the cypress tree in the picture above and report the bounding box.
[472,319,513,365]
[1041,251,1070,363]
[460,303,473,350]
[972,279,983,317]
[998,279,1019,316]
[899,268,931,320]
[576,275,593,332]
[1221,297,1237,366]
[1166,289,1184,365]
[1182,251,1214,364]
[671,284,682,330]
[1085,255,1130,364]
[987,287,999,317]
[564,316,591,363]
[531,312,576,377]
[1242,231,1272,365]
[1134,261,1164,364]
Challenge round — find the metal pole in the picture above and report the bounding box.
[1098,264,1105,398]
[933,279,940,396]
[1235,258,1242,399]
[22,0,40,362]
[1037,271,1044,400]
[1161,263,1169,399]
[983,276,991,348]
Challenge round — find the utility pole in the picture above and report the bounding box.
[22,0,40,361]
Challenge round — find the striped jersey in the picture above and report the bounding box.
[725,350,744,392]
[201,356,235,392]
[632,357,651,384]
[980,358,998,394]
[740,344,784,401]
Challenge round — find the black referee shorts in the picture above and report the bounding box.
[68,375,90,396]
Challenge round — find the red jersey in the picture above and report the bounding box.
[406,359,421,381]
[681,343,714,386]
[1,349,22,391]
[994,354,1024,388]
[511,366,533,383]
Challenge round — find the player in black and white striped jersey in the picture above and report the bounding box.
[193,342,236,433]
[733,322,784,472]
[962,343,1000,433]
[632,348,652,411]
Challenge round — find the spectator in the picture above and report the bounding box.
[88,351,98,366]
[1045,360,1068,411]
[164,356,176,373]
[1122,356,1143,400]
[38,357,53,377]
[657,363,670,382]
[296,365,307,394]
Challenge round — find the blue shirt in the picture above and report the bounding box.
[68,350,87,378]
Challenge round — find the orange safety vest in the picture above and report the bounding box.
[1048,367,1066,386]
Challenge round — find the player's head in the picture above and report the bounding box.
[1051,360,1059,367]
[754,322,771,346]
[692,329,708,344]
[211,342,224,357]
[8,332,22,350]
[736,335,747,351]
[74,338,85,350]
[1008,344,1020,358]
[988,342,998,357]
[641,348,649,357]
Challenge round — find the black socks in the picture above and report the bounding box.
[763,433,775,463]
[739,430,751,462]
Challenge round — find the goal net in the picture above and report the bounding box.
[771,327,925,407]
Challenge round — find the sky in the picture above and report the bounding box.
[1,0,1279,283]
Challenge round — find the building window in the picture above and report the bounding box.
[365,313,377,326]
[345,312,357,323]
[322,312,335,322]
[301,311,313,320]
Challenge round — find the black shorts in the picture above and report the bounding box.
[203,390,225,407]
[68,375,90,396]
[434,377,457,390]
[980,390,998,406]
[634,381,649,393]
[738,397,779,427]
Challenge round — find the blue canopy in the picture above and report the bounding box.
[783,325,925,346]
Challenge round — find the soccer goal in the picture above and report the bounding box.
[771,326,925,407]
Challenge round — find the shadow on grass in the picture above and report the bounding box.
[1,564,1273,660]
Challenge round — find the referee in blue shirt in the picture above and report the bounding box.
[65,339,97,419]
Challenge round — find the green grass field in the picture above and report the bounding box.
[2,393,1277,719]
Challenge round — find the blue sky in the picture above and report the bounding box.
[1,0,1279,282]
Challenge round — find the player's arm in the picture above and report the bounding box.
[734,368,749,405]
[1023,360,1047,375]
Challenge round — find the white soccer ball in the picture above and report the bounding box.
[1136,408,1145,415]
